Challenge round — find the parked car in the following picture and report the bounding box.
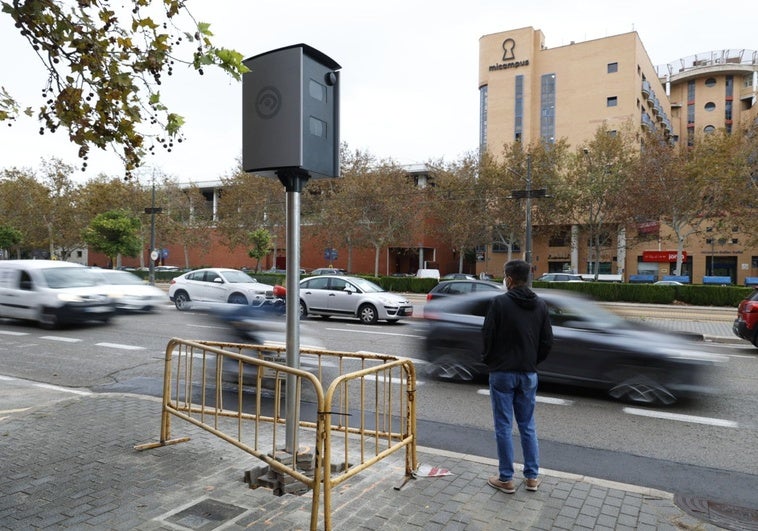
[168,268,275,311]
[154,265,180,272]
[426,279,504,303]
[309,268,345,276]
[0,260,115,328]
[733,287,758,348]
[536,273,584,282]
[299,275,413,324]
[420,290,726,405]
[653,280,684,286]
[440,273,477,280]
[90,268,167,312]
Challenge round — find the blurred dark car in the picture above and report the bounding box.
[421,290,726,406]
[733,287,758,348]
[426,279,504,303]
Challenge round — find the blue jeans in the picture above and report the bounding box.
[489,371,539,481]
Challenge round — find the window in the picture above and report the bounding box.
[549,231,571,247]
[607,96,618,107]
[514,75,523,141]
[607,62,618,73]
[704,125,716,133]
[540,74,556,143]
[705,77,717,87]
[705,102,716,111]
[479,85,488,150]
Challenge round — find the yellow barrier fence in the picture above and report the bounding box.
[135,338,417,531]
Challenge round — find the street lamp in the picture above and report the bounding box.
[143,178,162,286]
[508,154,547,285]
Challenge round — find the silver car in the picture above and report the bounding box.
[299,275,413,324]
[168,268,275,311]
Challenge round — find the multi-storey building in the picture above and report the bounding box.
[477,26,757,284]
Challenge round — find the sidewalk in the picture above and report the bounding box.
[0,387,733,530]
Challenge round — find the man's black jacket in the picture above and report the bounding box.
[481,286,553,373]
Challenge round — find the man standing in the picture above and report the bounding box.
[482,260,553,493]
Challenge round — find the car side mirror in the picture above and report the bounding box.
[213,278,224,284]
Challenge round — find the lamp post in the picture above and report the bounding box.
[509,154,547,285]
[143,177,162,286]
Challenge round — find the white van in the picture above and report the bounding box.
[0,260,115,328]
[415,268,441,280]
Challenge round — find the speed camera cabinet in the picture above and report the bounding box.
[242,44,341,179]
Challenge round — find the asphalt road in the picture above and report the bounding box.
[0,300,756,510]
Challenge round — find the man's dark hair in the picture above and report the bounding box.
[504,260,530,285]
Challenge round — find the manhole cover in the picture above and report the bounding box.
[674,494,758,531]
[166,499,246,530]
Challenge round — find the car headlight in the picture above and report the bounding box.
[57,293,85,303]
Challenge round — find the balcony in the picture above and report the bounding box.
[641,79,651,98]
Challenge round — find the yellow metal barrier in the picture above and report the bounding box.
[135,338,417,531]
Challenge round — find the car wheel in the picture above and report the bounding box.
[299,300,308,319]
[39,308,59,329]
[174,291,190,311]
[752,330,758,349]
[608,372,676,406]
[228,293,248,305]
[358,303,378,324]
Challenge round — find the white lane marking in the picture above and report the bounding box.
[40,336,82,343]
[34,382,92,395]
[96,342,145,350]
[326,327,424,339]
[186,324,227,330]
[476,388,574,405]
[0,375,91,396]
[623,407,738,428]
[729,353,757,359]
[0,331,29,336]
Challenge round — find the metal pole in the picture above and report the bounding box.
[525,154,533,285]
[149,180,156,286]
[278,170,308,453]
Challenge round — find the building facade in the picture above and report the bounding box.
[477,27,757,284]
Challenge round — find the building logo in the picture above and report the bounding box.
[489,38,529,71]
[502,38,515,60]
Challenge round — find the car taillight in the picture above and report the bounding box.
[169,279,176,285]
[426,293,433,301]
[743,301,758,313]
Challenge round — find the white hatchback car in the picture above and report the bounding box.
[168,268,275,311]
[90,269,167,312]
[299,275,413,324]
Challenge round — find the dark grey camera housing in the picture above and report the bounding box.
[242,44,340,179]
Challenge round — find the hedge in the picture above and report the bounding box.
[144,269,752,308]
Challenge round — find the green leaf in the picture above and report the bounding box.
[196,22,213,36]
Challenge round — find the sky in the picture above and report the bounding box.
[0,0,754,184]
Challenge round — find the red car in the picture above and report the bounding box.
[733,287,758,348]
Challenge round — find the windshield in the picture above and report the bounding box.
[349,277,385,293]
[98,270,144,285]
[546,294,626,330]
[42,267,100,289]
[221,270,257,284]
